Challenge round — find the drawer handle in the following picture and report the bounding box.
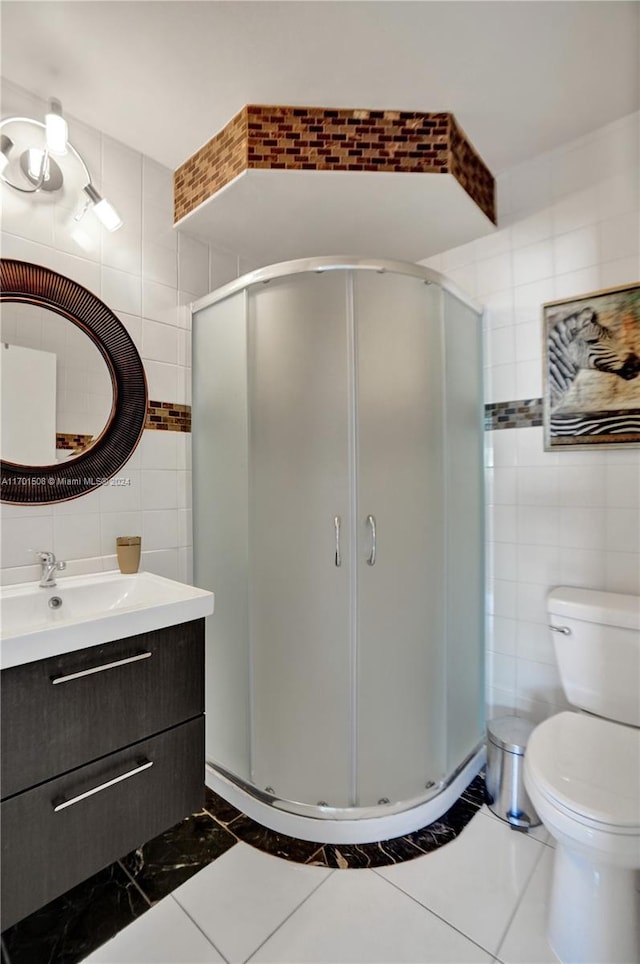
[51,650,152,685]
[53,759,153,812]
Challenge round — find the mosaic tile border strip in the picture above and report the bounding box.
[55,433,93,453]
[174,105,496,225]
[485,397,543,431]
[1,775,485,963]
[144,401,191,433]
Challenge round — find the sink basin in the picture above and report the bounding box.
[0,570,214,669]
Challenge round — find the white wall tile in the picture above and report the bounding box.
[488,327,515,367]
[102,266,141,315]
[142,509,179,550]
[476,253,512,299]
[600,256,639,288]
[517,506,561,546]
[145,360,178,401]
[551,186,599,235]
[142,280,178,326]
[559,547,606,588]
[515,322,541,363]
[209,247,239,288]
[605,508,640,553]
[605,464,640,507]
[488,615,518,657]
[142,318,179,364]
[512,208,552,249]
[512,241,554,287]
[102,136,143,208]
[1,516,55,568]
[53,513,101,560]
[138,431,178,470]
[142,470,178,510]
[599,212,640,264]
[604,551,640,594]
[553,226,599,275]
[179,234,210,296]
[143,241,178,288]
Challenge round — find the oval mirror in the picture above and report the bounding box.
[0,259,147,504]
[1,301,114,464]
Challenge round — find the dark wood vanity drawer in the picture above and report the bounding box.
[1,619,204,799]
[1,715,204,931]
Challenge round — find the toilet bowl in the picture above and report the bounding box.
[522,588,640,964]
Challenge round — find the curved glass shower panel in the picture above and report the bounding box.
[443,290,485,771]
[193,291,251,781]
[248,272,353,806]
[355,272,446,806]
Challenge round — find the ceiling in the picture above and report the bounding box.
[1,1,638,176]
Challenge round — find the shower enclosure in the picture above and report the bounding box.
[192,258,484,842]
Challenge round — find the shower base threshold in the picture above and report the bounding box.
[205,744,485,845]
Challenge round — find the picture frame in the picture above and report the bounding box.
[543,281,640,450]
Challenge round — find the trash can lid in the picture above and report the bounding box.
[487,715,536,754]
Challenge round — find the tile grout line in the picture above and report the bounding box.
[116,858,153,908]
[244,869,337,963]
[169,894,231,964]
[493,837,548,961]
[370,866,500,961]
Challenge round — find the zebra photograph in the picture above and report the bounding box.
[543,282,640,449]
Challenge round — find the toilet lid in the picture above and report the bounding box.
[527,712,640,830]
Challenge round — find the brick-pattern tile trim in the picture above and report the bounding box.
[174,107,248,222]
[56,433,93,452]
[174,106,495,225]
[145,401,192,433]
[484,398,543,431]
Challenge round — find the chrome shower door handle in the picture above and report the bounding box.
[366,514,376,566]
[334,515,342,567]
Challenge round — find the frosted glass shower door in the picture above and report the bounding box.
[248,272,353,807]
[355,273,446,806]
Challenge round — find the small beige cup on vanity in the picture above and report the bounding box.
[116,536,141,574]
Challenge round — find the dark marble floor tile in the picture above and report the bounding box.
[204,786,243,827]
[229,814,322,863]
[309,835,426,869]
[120,809,237,903]
[407,819,460,855]
[461,772,486,809]
[1,862,148,964]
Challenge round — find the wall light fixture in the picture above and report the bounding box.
[0,98,123,231]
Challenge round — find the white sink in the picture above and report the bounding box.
[0,570,214,669]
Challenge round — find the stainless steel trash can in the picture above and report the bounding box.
[485,716,541,831]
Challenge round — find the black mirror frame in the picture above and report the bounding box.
[1,259,147,504]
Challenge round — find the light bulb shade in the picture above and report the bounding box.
[0,134,13,174]
[83,184,123,232]
[45,98,68,155]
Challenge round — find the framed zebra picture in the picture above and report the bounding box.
[543,282,640,450]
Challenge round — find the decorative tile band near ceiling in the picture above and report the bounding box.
[174,106,496,225]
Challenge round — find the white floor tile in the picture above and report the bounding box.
[250,869,492,963]
[172,842,330,963]
[376,809,543,955]
[83,895,224,963]
[497,847,559,963]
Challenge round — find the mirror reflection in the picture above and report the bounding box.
[0,302,114,465]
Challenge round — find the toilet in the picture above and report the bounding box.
[523,587,640,964]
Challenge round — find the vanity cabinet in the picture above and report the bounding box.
[1,619,205,931]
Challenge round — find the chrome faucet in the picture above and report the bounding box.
[36,551,66,588]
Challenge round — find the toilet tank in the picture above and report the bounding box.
[548,587,640,727]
